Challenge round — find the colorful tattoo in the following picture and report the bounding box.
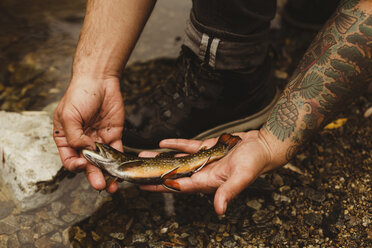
[264,0,372,159]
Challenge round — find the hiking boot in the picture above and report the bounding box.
[122,45,279,153]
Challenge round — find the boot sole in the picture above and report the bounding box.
[124,87,281,154]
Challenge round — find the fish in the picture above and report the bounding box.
[82,133,241,191]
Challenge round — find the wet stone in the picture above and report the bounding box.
[61,212,77,223]
[50,232,63,243]
[303,187,326,203]
[188,235,198,246]
[51,201,66,217]
[15,215,35,227]
[0,201,15,220]
[246,199,262,210]
[252,209,274,225]
[304,213,323,227]
[0,216,19,235]
[99,240,121,248]
[109,232,125,240]
[35,222,55,236]
[222,238,237,248]
[7,233,19,248]
[207,223,219,232]
[17,229,34,244]
[132,233,148,244]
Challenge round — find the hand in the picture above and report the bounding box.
[53,77,124,193]
[140,130,280,215]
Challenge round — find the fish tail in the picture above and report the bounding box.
[217,133,241,150]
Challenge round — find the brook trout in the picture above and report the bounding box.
[82,133,241,191]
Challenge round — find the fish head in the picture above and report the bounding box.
[82,142,124,171]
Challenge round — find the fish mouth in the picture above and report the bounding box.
[82,142,114,169]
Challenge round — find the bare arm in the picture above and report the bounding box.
[261,0,372,168]
[53,0,156,192]
[73,0,157,78]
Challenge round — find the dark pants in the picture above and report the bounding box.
[185,0,339,70]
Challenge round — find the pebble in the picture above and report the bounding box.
[0,215,19,235]
[51,201,66,217]
[304,213,323,227]
[252,209,274,224]
[61,212,77,223]
[109,232,125,240]
[34,236,50,248]
[272,193,291,203]
[246,199,262,210]
[50,232,63,243]
[35,222,55,236]
[0,201,15,220]
[207,222,219,232]
[272,173,284,186]
[303,187,326,203]
[364,106,372,118]
[17,229,34,244]
[7,233,19,248]
[99,240,121,248]
[131,233,147,244]
[188,235,198,246]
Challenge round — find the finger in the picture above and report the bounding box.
[57,146,87,172]
[159,138,218,153]
[138,151,159,157]
[106,181,118,194]
[110,139,124,153]
[62,114,95,149]
[140,167,220,193]
[85,163,106,190]
[214,172,257,215]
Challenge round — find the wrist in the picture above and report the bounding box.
[258,127,293,171]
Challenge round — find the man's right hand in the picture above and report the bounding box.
[53,77,124,193]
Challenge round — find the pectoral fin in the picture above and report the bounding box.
[161,166,180,179]
[193,154,211,173]
[162,179,181,192]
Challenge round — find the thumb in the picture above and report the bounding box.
[214,172,257,215]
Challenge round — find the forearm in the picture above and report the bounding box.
[73,0,156,79]
[261,0,372,167]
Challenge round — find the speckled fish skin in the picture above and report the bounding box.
[82,133,241,188]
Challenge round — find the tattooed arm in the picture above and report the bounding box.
[262,0,372,167]
[141,0,372,215]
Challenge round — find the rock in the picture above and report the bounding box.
[272,193,291,203]
[132,233,148,243]
[207,223,219,232]
[17,229,34,244]
[272,173,284,186]
[7,233,19,248]
[252,209,274,225]
[61,212,77,223]
[50,232,63,243]
[303,187,326,203]
[51,201,65,217]
[0,201,14,220]
[35,222,55,236]
[109,232,125,240]
[34,236,51,248]
[246,199,262,210]
[188,235,198,246]
[0,215,19,235]
[364,106,372,118]
[99,240,121,248]
[304,213,323,227]
[0,111,81,211]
